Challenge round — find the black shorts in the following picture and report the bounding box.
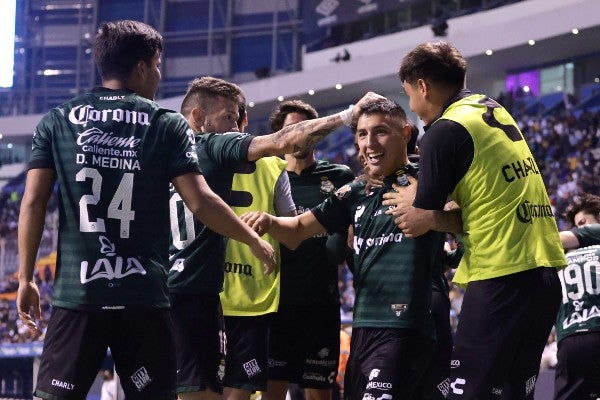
[448,267,561,400]
[35,307,176,400]
[554,332,600,400]
[415,290,452,400]
[344,327,436,400]
[268,304,340,389]
[170,293,226,394]
[224,313,272,391]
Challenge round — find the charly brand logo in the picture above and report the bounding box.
[516,200,554,224]
[51,379,75,391]
[69,105,150,126]
[451,378,466,395]
[80,236,147,284]
[368,368,380,381]
[131,367,152,391]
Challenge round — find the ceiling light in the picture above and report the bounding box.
[308,89,315,95]
[523,86,530,93]
[572,28,579,35]
[248,101,255,108]
[528,39,535,45]
[277,96,284,102]
[485,49,493,56]
[335,84,343,90]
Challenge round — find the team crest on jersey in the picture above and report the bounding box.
[335,184,352,200]
[395,170,410,186]
[391,304,408,316]
[320,177,335,194]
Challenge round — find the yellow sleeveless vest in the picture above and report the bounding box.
[220,156,286,315]
[443,95,566,285]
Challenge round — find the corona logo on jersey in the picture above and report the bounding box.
[68,104,150,126]
[224,261,253,276]
[516,200,554,224]
[80,236,147,284]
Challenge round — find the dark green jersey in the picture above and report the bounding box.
[29,88,200,310]
[168,132,253,294]
[281,160,354,306]
[555,224,600,342]
[312,164,439,338]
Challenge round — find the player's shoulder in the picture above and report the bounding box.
[316,159,354,175]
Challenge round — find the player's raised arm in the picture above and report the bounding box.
[246,92,385,161]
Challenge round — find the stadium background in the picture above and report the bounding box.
[0,0,599,398]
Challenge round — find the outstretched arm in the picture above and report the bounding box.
[173,172,276,273]
[246,92,385,161]
[559,231,580,250]
[241,210,327,250]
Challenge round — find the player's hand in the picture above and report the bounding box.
[352,92,387,122]
[249,238,277,276]
[17,280,41,333]
[241,211,272,236]
[393,206,434,238]
[363,165,383,194]
[382,177,417,212]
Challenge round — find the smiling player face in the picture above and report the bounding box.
[355,113,410,177]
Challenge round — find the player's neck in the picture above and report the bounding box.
[285,154,316,175]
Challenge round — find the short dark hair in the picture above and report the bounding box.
[565,193,600,225]
[350,98,407,134]
[93,20,163,81]
[407,123,419,155]
[181,76,244,116]
[398,41,466,90]
[269,100,319,132]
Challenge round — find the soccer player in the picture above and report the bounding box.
[242,98,462,400]
[262,100,354,400]
[554,193,600,400]
[394,41,566,399]
[380,127,454,400]
[168,77,381,400]
[16,20,275,400]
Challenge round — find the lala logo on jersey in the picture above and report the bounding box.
[80,236,147,284]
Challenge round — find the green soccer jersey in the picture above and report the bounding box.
[168,132,253,294]
[555,224,600,342]
[312,164,439,338]
[29,88,200,310]
[281,160,354,306]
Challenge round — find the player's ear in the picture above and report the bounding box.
[191,107,206,132]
